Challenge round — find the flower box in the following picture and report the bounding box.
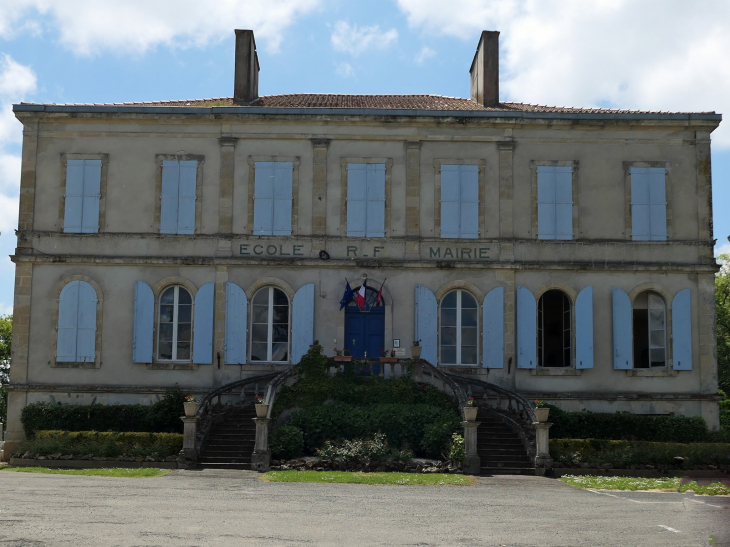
[333,355,353,362]
[183,402,199,417]
[255,403,269,418]
[379,357,398,364]
[463,406,478,422]
[535,408,550,422]
[410,346,422,359]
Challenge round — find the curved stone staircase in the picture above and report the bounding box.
[198,405,257,470]
[477,408,535,475]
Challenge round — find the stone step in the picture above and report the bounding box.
[479,458,532,466]
[480,467,536,476]
[197,462,251,470]
[199,456,252,464]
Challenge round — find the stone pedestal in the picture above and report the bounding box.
[250,418,271,472]
[533,421,553,472]
[177,416,198,469]
[461,420,481,475]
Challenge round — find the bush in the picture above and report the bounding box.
[21,388,186,437]
[270,425,304,460]
[719,391,730,434]
[17,430,183,458]
[449,433,465,465]
[316,433,391,463]
[550,438,730,468]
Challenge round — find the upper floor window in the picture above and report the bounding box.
[346,163,385,237]
[632,290,666,368]
[158,286,192,361]
[251,287,290,363]
[253,161,294,236]
[630,167,667,241]
[64,159,101,233]
[440,289,478,366]
[538,289,572,367]
[160,160,197,234]
[440,164,479,239]
[57,280,98,362]
[537,166,573,240]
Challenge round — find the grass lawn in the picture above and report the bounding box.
[560,475,730,495]
[0,466,173,478]
[260,470,474,485]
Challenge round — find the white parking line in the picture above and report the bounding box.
[586,489,682,504]
[690,499,722,509]
[658,525,681,533]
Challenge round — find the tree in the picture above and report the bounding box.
[716,255,730,393]
[0,315,11,425]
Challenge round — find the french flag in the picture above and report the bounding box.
[355,280,367,309]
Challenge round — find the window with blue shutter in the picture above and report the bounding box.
[575,286,594,369]
[160,160,197,234]
[291,283,315,364]
[64,159,101,233]
[253,162,293,236]
[517,286,537,368]
[631,167,667,241]
[671,289,692,370]
[193,283,214,364]
[415,285,437,365]
[57,280,97,362]
[133,281,154,363]
[483,287,504,368]
[225,282,248,365]
[537,166,573,240]
[347,163,385,237]
[612,288,633,369]
[440,165,479,239]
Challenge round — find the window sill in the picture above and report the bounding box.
[52,361,100,369]
[147,362,199,371]
[530,368,583,376]
[625,369,678,377]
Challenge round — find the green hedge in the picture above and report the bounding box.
[17,430,183,458]
[20,389,186,437]
[550,438,730,468]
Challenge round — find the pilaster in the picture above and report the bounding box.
[461,420,481,475]
[311,139,329,236]
[251,417,271,471]
[17,119,39,247]
[496,269,516,387]
[213,266,228,383]
[695,131,713,254]
[178,416,198,469]
[698,272,719,430]
[498,140,515,240]
[218,137,237,234]
[533,421,553,473]
[405,141,421,237]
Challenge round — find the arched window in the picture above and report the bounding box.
[251,287,290,362]
[633,291,667,368]
[57,280,98,362]
[158,286,192,361]
[538,290,571,368]
[440,290,478,366]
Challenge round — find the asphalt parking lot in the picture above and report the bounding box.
[0,469,728,546]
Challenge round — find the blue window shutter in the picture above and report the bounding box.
[537,166,556,239]
[160,161,180,234]
[57,280,80,361]
[460,165,479,239]
[612,287,633,369]
[483,286,504,368]
[64,160,85,233]
[517,286,537,368]
[575,286,594,369]
[366,164,385,237]
[292,283,315,364]
[177,161,197,235]
[224,282,248,365]
[555,166,573,240]
[630,168,651,241]
[440,165,460,238]
[253,162,275,235]
[648,168,667,241]
[132,280,154,363]
[671,289,692,370]
[273,162,294,235]
[347,163,367,237]
[75,281,98,362]
[415,285,437,365]
[193,282,214,364]
[80,160,101,233]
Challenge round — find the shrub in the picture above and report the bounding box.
[719,391,730,434]
[17,430,183,458]
[270,425,304,460]
[316,433,391,463]
[449,433,465,465]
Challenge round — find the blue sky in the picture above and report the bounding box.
[0,0,728,315]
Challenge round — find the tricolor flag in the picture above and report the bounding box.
[339,280,354,310]
[355,280,367,310]
[375,279,386,306]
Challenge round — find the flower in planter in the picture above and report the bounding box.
[390,349,396,358]
[412,339,421,347]
[534,399,546,408]
[333,347,343,356]
[256,397,265,405]
[344,348,351,356]
[184,395,197,403]
[466,397,475,407]
[380,348,388,357]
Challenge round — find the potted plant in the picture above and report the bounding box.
[333,347,352,362]
[534,399,550,422]
[379,348,398,364]
[463,397,478,421]
[411,339,422,359]
[255,396,269,418]
[183,395,199,417]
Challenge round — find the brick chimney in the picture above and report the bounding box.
[234,29,259,104]
[469,31,500,107]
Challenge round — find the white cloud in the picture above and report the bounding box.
[415,46,435,65]
[396,0,730,148]
[336,62,354,78]
[331,21,398,57]
[715,242,730,258]
[0,0,322,55]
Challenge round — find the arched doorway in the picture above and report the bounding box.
[344,285,385,360]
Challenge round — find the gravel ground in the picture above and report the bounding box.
[0,468,728,546]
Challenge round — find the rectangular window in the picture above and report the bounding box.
[253,161,293,236]
[64,159,101,233]
[347,163,385,237]
[630,167,667,241]
[160,160,197,234]
[440,165,479,239]
[537,166,573,240]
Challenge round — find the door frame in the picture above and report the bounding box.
[336,277,393,354]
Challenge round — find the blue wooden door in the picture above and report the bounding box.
[345,306,384,359]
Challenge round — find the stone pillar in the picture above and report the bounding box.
[534,422,553,472]
[250,418,271,472]
[213,266,228,387]
[461,421,481,475]
[177,416,198,469]
[698,272,720,430]
[218,137,236,234]
[311,139,329,236]
[498,140,515,241]
[17,119,39,248]
[405,141,421,237]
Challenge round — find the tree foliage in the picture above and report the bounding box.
[717,255,730,394]
[0,315,11,425]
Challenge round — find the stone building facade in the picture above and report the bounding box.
[3,30,722,457]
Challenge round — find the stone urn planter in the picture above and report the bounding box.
[334,355,353,362]
[535,407,550,422]
[379,357,398,364]
[463,406,478,422]
[183,402,199,417]
[255,403,269,418]
[410,346,422,359]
